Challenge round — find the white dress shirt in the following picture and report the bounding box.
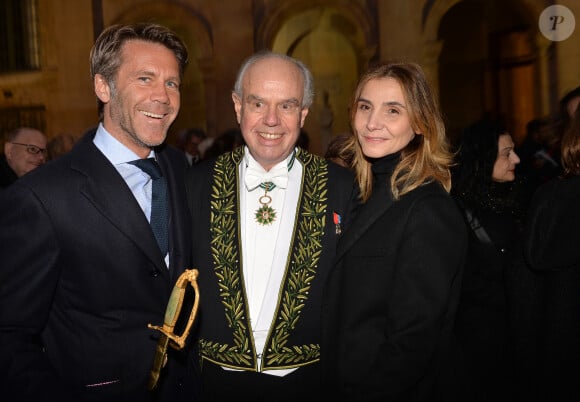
[235,147,302,376]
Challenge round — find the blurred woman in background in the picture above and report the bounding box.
[451,118,525,401]
[508,106,580,402]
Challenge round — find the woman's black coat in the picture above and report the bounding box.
[322,157,467,402]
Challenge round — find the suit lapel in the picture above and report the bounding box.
[335,186,395,261]
[70,134,167,271]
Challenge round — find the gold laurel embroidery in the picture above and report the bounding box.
[201,147,254,367]
[200,147,328,370]
[263,148,327,368]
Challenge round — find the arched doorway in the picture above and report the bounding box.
[255,1,377,155]
[435,0,542,145]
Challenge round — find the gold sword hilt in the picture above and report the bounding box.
[147,268,200,390]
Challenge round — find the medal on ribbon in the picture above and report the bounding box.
[333,212,342,234]
[255,182,276,225]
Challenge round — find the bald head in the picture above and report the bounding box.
[233,51,314,109]
[232,52,313,170]
[4,127,48,177]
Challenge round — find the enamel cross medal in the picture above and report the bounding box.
[255,182,276,225]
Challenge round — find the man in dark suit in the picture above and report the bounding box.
[185,51,358,401]
[0,127,48,188]
[0,23,199,402]
[177,127,207,165]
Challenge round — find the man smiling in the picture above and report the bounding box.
[0,127,47,188]
[186,51,358,401]
[0,23,199,402]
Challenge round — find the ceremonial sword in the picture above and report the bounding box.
[147,268,200,390]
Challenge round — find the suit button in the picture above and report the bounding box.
[150,269,160,277]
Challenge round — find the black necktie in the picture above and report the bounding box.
[130,158,168,256]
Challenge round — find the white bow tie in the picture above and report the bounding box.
[244,163,289,191]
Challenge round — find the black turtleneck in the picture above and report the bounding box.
[369,152,401,197]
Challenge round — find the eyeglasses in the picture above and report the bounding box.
[10,142,47,156]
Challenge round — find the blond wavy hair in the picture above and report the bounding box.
[346,62,454,202]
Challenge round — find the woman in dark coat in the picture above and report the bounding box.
[321,62,467,402]
[508,106,580,402]
[451,119,525,401]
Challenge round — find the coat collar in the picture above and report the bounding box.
[199,146,329,370]
[70,130,168,272]
[335,180,395,261]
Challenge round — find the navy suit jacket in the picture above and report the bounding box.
[0,129,198,402]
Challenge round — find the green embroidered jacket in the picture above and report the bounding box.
[187,146,356,372]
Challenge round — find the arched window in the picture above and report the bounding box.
[0,0,40,73]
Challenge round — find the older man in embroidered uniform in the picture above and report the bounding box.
[185,51,357,401]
